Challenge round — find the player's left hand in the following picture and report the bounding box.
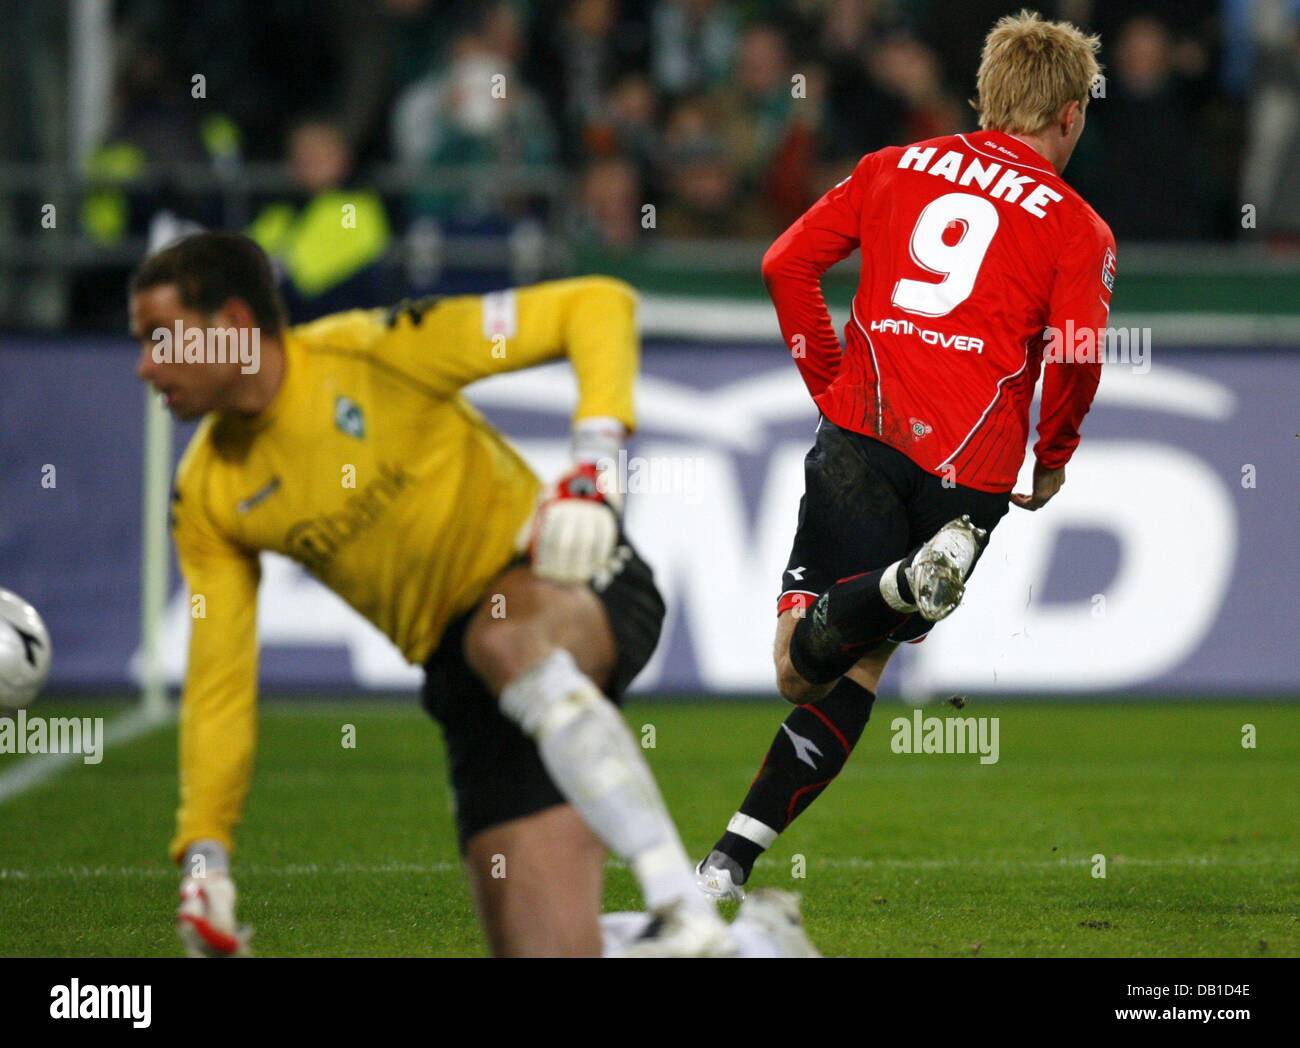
[530,462,622,585]
[1011,462,1065,511]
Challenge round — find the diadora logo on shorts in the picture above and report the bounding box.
[909,417,933,441]
[335,395,366,439]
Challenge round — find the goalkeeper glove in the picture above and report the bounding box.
[529,418,625,585]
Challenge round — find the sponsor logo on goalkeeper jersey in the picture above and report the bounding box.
[284,462,413,574]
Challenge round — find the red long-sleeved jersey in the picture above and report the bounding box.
[763,130,1116,493]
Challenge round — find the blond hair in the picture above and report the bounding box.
[973,9,1101,135]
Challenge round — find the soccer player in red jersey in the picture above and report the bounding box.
[698,11,1117,899]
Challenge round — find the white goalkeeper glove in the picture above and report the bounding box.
[529,418,625,586]
[177,871,251,957]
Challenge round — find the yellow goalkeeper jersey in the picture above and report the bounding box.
[169,277,638,861]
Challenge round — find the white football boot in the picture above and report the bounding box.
[612,902,737,958]
[905,515,987,622]
[734,889,821,958]
[695,855,746,902]
[177,873,252,957]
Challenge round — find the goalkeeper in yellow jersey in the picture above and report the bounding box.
[130,232,730,957]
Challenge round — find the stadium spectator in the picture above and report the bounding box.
[72,32,238,329]
[651,0,740,95]
[1236,0,1300,244]
[114,0,390,163]
[657,95,769,237]
[817,0,912,158]
[869,33,965,144]
[527,0,652,161]
[586,73,663,172]
[392,21,559,222]
[717,27,793,173]
[573,155,646,252]
[248,118,392,321]
[1088,14,1208,240]
[712,25,826,224]
[0,0,1278,334]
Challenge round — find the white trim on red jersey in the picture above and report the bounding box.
[957,133,1055,176]
[937,340,1032,472]
[850,299,884,436]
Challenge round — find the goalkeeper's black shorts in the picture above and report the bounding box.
[778,419,1012,644]
[420,538,665,849]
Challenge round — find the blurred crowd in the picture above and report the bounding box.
[3,0,1298,327]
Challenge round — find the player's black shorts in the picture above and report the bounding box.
[420,539,664,849]
[779,420,1011,644]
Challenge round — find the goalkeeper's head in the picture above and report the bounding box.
[130,232,287,420]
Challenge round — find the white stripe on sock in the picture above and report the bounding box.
[879,558,917,613]
[727,812,779,849]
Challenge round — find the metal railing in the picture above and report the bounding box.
[1,160,1298,334]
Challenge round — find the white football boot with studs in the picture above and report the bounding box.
[905,514,987,622]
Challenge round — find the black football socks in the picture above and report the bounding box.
[709,677,876,884]
[787,556,918,685]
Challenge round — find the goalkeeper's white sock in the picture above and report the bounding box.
[181,839,230,879]
[499,649,712,916]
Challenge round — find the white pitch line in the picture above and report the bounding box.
[0,860,464,881]
[0,705,174,806]
[1,854,1292,882]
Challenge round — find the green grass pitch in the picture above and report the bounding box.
[1,698,1296,957]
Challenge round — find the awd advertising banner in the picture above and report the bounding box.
[2,339,1294,697]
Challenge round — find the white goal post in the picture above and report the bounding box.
[139,387,174,720]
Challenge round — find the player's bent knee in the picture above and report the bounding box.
[463,616,549,696]
[776,656,818,705]
[846,642,897,694]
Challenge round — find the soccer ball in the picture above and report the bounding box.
[0,588,52,711]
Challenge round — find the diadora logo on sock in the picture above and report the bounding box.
[780,723,823,769]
